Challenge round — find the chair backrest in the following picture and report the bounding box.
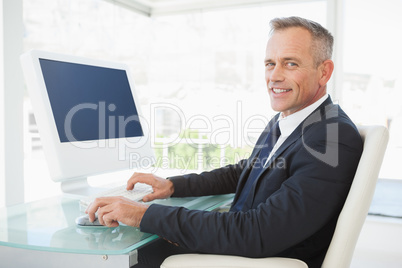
[322,125,389,268]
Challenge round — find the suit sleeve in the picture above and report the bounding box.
[168,159,248,197]
[140,121,363,258]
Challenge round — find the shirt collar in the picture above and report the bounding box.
[277,94,329,138]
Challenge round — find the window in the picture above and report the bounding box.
[23,0,326,202]
[341,0,401,181]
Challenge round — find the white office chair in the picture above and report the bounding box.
[161,125,389,268]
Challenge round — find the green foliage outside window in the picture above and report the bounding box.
[153,129,252,172]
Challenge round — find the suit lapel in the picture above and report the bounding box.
[248,97,335,200]
[232,115,279,204]
[263,130,301,169]
[233,96,334,208]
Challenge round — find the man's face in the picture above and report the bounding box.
[265,27,327,117]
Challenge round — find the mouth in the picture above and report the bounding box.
[269,87,292,94]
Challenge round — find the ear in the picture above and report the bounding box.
[318,59,334,87]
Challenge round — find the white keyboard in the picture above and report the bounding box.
[79,183,153,211]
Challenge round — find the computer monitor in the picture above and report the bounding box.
[20,50,155,195]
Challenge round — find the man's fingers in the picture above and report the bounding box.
[97,203,119,227]
[86,196,148,228]
[102,213,120,228]
[142,192,159,202]
[86,197,116,221]
[127,172,152,190]
[86,202,100,222]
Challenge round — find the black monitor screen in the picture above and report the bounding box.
[39,59,144,142]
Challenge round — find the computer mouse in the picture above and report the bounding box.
[75,214,103,227]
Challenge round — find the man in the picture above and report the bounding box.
[87,16,363,268]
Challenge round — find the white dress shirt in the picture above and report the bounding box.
[264,94,329,166]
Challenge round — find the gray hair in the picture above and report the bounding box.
[269,16,334,66]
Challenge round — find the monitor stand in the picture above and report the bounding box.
[60,177,109,197]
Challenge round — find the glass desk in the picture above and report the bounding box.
[0,194,234,268]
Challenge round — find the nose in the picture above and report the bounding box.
[266,65,285,82]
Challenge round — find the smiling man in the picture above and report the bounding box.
[265,25,332,117]
[87,17,363,268]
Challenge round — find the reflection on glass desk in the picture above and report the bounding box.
[0,194,234,267]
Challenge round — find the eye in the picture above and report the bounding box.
[286,62,298,67]
[265,62,275,69]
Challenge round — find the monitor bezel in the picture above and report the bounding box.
[21,50,155,183]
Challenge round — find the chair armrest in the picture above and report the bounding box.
[161,254,308,268]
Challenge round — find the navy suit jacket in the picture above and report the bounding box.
[140,97,363,267]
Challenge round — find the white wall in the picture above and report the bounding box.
[352,216,402,267]
[0,0,24,207]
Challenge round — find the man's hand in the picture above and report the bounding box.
[127,172,174,202]
[86,197,149,228]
